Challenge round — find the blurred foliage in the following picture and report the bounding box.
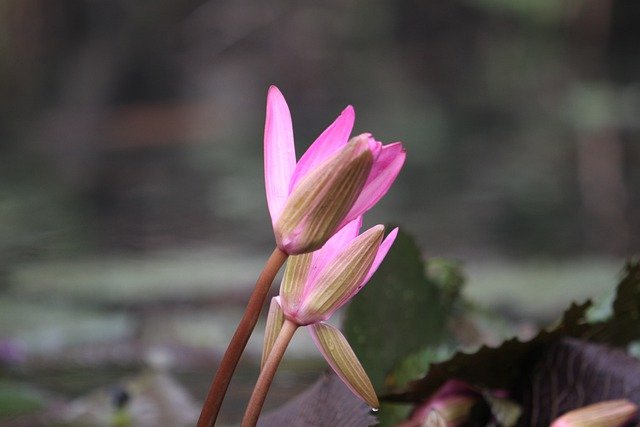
[0,155,88,274]
[464,259,620,319]
[9,249,264,304]
[0,0,637,257]
[464,0,565,25]
[0,298,132,354]
[52,370,199,427]
[0,380,48,417]
[386,262,640,419]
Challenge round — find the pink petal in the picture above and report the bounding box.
[303,226,392,319]
[340,142,406,227]
[297,225,384,323]
[352,227,398,298]
[360,133,383,159]
[264,86,296,224]
[317,226,396,317]
[289,106,355,191]
[305,217,362,291]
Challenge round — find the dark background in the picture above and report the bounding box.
[3,0,639,260]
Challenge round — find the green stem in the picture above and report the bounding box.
[197,247,288,427]
[242,319,298,427]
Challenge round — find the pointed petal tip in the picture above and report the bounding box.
[372,224,385,234]
[381,141,407,160]
[378,227,398,256]
[370,398,380,410]
[288,102,356,191]
[392,141,407,154]
[359,225,398,286]
[347,224,384,247]
[383,227,399,249]
[266,86,289,110]
[341,105,355,117]
[268,85,282,95]
[387,227,399,240]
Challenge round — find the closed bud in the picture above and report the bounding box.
[550,400,638,427]
[265,87,405,255]
[410,380,480,427]
[290,225,384,325]
[429,395,478,426]
[274,136,374,254]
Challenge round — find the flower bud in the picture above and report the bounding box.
[274,136,374,254]
[550,400,638,427]
[288,225,384,325]
[410,380,480,427]
[264,87,405,255]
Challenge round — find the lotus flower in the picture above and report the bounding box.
[261,218,398,407]
[264,86,406,255]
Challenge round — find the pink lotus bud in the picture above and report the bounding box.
[262,219,398,408]
[279,221,395,325]
[264,86,405,254]
[550,400,638,427]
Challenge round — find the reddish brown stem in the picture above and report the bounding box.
[242,319,298,427]
[197,247,288,427]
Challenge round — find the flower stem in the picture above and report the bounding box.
[197,247,288,427]
[242,319,298,427]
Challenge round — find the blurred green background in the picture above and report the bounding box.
[1,0,639,425]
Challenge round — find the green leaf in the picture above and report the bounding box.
[385,345,455,391]
[390,299,592,402]
[343,229,449,392]
[426,258,465,307]
[384,260,640,404]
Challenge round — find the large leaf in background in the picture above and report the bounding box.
[385,261,640,404]
[520,338,640,425]
[384,300,593,403]
[343,229,450,392]
[259,371,377,427]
